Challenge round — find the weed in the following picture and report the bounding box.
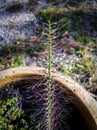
[67,48,75,55]
[0,42,45,57]
[75,36,90,43]
[76,45,95,84]
[61,44,95,86]
[76,45,90,57]
[78,46,95,76]
[25,43,45,55]
[0,97,28,130]
[0,44,17,56]
[37,6,69,22]
[61,63,76,76]
[10,56,24,68]
[75,57,95,76]
[0,42,45,70]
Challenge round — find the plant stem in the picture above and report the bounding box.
[47,20,52,130]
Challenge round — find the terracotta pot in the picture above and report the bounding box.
[0,67,97,130]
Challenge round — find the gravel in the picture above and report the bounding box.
[0,9,37,44]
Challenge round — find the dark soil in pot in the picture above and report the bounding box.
[0,77,90,130]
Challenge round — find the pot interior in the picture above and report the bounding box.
[0,75,93,130]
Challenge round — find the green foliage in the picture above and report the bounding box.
[37,7,69,22]
[67,48,75,55]
[0,43,45,57]
[75,36,90,43]
[76,45,90,57]
[75,46,95,77]
[10,56,24,68]
[61,44,95,86]
[0,97,28,130]
[0,44,18,56]
[0,43,45,70]
[25,44,45,54]
[61,63,76,76]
